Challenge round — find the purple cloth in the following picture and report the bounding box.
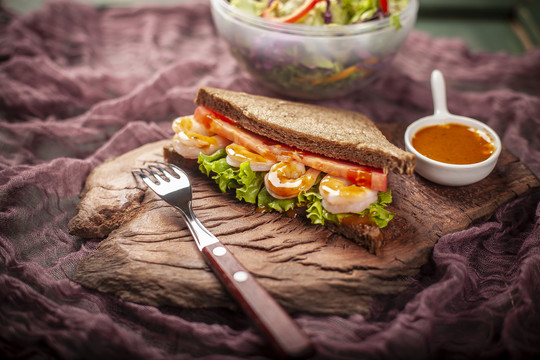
[1,1,539,359]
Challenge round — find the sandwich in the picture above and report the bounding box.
[163,87,415,253]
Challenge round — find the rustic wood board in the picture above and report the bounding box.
[69,124,540,315]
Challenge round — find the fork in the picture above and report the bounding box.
[136,163,314,359]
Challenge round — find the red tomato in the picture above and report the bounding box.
[194,106,278,160]
[193,106,387,191]
[261,0,326,23]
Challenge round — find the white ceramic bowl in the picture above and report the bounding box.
[210,0,418,99]
[404,70,501,186]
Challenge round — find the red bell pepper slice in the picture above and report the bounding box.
[379,0,388,14]
[261,0,326,23]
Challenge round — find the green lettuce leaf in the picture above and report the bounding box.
[229,0,268,16]
[257,187,298,213]
[198,149,227,176]
[360,189,394,228]
[198,149,240,192]
[198,149,394,228]
[389,12,403,30]
[299,187,363,226]
[236,161,265,204]
[299,187,394,227]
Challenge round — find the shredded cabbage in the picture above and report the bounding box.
[229,0,409,27]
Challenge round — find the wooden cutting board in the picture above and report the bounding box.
[69,124,540,315]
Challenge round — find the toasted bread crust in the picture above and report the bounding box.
[162,142,198,169]
[195,87,415,174]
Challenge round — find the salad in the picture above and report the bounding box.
[213,0,415,99]
[229,0,409,28]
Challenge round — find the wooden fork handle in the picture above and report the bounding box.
[202,242,315,359]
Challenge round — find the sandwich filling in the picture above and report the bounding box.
[171,106,394,228]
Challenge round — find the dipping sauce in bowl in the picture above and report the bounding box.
[404,69,501,186]
[404,117,501,186]
[411,123,496,165]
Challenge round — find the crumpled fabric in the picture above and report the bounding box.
[1,1,539,359]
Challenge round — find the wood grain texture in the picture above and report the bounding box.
[70,124,540,315]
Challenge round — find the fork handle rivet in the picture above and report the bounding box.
[233,271,249,282]
[212,246,227,256]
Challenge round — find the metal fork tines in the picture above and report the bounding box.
[136,164,217,250]
[135,163,315,360]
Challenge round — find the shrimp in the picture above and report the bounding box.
[319,174,378,214]
[171,115,231,159]
[264,161,321,199]
[225,144,276,171]
[194,106,388,191]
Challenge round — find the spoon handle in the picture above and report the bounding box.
[431,69,449,115]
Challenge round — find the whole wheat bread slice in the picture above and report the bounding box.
[195,87,415,174]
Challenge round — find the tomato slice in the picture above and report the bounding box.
[298,151,387,192]
[194,106,279,160]
[193,106,387,191]
[261,0,325,23]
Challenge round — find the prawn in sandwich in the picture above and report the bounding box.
[163,87,415,254]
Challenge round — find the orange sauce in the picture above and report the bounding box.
[256,205,299,218]
[265,162,319,198]
[226,144,269,163]
[172,116,218,148]
[341,214,372,226]
[319,176,368,198]
[411,123,495,165]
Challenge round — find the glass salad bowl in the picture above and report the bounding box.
[210,0,419,100]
